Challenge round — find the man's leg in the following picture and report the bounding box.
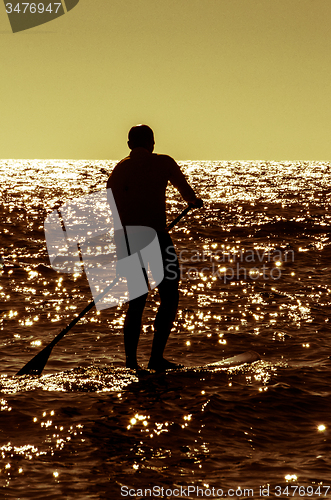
[114,228,149,369]
[124,292,148,369]
[148,280,179,370]
[148,232,181,371]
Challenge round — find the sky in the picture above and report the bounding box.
[0,0,330,160]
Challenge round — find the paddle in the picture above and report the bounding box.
[16,204,194,376]
[166,204,193,230]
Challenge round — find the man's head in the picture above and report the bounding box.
[128,124,155,152]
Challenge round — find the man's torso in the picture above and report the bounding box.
[108,149,175,231]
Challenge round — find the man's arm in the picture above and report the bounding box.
[166,157,203,208]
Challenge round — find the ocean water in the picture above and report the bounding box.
[0,159,331,499]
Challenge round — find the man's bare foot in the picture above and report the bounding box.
[148,357,183,372]
[126,359,141,370]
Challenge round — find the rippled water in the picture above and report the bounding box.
[1,160,331,498]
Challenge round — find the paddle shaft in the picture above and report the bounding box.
[167,204,192,230]
[16,204,193,375]
[49,276,120,350]
[15,275,120,376]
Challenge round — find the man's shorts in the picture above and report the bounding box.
[113,227,180,286]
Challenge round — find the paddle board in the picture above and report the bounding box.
[204,350,261,368]
[141,350,261,374]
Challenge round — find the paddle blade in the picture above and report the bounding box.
[16,344,53,376]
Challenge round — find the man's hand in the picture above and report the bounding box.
[190,198,204,208]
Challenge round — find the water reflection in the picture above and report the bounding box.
[1,159,331,492]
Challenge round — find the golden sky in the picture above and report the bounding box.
[0,0,330,160]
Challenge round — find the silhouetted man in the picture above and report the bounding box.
[107,125,203,371]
